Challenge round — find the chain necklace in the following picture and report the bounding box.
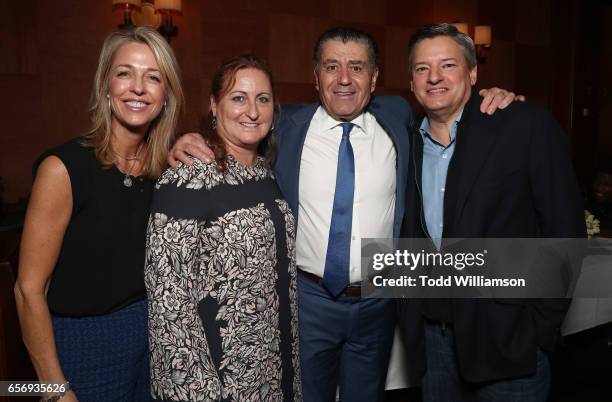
[113,150,141,161]
[116,142,144,188]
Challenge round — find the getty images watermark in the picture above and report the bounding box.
[370,248,527,288]
[360,238,612,299]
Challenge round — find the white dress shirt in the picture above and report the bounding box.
[296,106,396,283]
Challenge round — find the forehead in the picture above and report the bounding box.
[320,39,370,63]
[228,68,271,92]
[112,42,158,67]
[412,36,464,63]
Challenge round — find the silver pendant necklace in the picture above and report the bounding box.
[115,142,144,188]
[123,175,133,187]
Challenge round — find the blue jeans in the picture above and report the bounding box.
[422,321,550,402]
[52,299,150,402]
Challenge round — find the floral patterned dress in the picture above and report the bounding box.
[145,156,301,402]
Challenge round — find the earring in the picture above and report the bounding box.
[270,123,275,131]
[107,94,111,111]
[164,100,167,110]
[211,116,217,130]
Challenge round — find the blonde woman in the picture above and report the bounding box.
[15,27,184,402]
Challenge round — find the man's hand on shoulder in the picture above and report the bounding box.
[478,87,526,115]
[168,132,215,168]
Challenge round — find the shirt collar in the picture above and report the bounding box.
[419,108,464,145]
[314,105,366,134]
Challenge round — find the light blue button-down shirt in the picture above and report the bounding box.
[420,110,463,250]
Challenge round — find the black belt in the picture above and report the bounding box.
[299,270,362,297]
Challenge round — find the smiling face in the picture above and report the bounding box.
[410,36,476,121]
[315,39,378,121]
[210,67,274,158]
[108,42,166,135]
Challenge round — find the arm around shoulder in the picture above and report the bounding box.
[168,133,214,167]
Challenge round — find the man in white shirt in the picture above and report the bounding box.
[281,28,409,402]
[170,26,516,402]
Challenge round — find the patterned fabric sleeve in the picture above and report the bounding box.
[145,162,222,401]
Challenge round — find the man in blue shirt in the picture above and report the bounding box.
[400,23,585,402]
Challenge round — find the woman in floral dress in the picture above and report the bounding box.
[145,54,301,402]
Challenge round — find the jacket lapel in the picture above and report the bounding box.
[444,91,500,236]
[366,97,411,236]
[275,103,319,219]
[412,128,430,238]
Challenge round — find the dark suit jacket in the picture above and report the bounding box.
[273,96,414,237]
[399,90,586,383]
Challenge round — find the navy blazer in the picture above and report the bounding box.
[273,96,414,237]
[399,90,586,383]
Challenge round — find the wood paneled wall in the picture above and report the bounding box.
[0,0,580,201]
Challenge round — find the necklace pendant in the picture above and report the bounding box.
[123,175,133,187]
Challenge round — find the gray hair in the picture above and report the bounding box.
[407,23,477,74]
[313,27,378,70]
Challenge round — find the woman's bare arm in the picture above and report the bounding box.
[14,156,74,391]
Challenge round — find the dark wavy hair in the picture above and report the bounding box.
[203,53,279,172]
[313,26,378,71]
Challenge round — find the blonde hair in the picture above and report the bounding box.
[81,26,184,179]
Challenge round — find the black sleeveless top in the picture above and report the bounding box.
[34,138,153,316]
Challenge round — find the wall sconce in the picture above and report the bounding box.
[112,0,141,30]
[451,23,469,35]
[450,22,492,64]
[111,0,182,42]
[474,25,492,64]
[155,0,182,42]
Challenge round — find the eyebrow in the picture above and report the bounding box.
[114,64,160,72]
[414,57,458,65]
[322,59,367,65]
[229,90,272,96]
[322,59,339,65]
